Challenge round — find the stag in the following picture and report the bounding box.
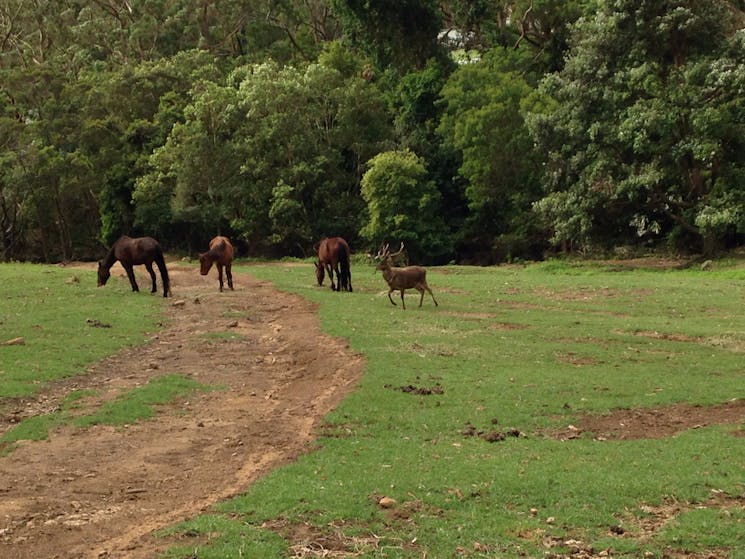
[374,242,438,310]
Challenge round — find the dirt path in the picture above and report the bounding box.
[0,263,363,559]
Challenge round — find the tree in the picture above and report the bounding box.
[440,0,598,72]
[360,150,451,262]
[330,0,445,70]
[438,47,544,260]
[528,0,745,253]
[136,54,392,255]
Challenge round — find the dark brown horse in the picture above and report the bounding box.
[97,235,170,297]
[315,237,352,292]
[199,236,234,292]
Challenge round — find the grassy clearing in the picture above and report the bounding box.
[164,259,745,559]
[0,262,180,454]
[0,263,163,400]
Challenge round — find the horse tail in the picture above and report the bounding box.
[155,247,171,297]
[338,242,351,291]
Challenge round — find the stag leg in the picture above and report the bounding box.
[217,263,224,292]
[416,283,438,307]
[427,286,438,306]
[400,289,406,310]
[387,290,397,306]
[145,263,157,293]
[226,263,234,290]
[124,264,139,292]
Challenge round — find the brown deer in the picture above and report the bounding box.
[374,242,438,310]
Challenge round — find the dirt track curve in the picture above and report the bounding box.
[0,263,363,559]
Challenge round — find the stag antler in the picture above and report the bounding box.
[374,242,405,262]
[388,242,405,259]
[374,242,389,261]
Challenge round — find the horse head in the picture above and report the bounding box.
[97,261,110,286]
[198,252,213,275]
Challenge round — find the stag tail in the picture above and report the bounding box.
[154,248,171,297]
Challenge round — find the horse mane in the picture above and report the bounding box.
[100,244,118,269]
[209,242,225,258]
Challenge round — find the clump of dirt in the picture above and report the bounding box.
[385,383,444,395]
[460,421,523,442]
[262,518,381,558]
[552,400,745,441]
[0,263,363,559]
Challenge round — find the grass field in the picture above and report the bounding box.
[2,259,744,558]
[164,258,745,558]
[0,263,177,451]
[0,263,162,400]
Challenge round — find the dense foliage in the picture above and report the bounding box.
[1,0,743,262]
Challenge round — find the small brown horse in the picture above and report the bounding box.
[315,237,352,292]
[98,235,170,297]
[199,236,234,292]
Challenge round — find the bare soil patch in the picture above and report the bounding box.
[553,400,745,441]
[0,263,363,559]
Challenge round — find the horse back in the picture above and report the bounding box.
[318,236,349,264]
[114,236,162,265]
[209,236,234,263]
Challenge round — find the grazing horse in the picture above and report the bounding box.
[97,235,170,297]
[199,236,234,292]
[315,237,352,292]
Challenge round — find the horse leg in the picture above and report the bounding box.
[339,268,348,291]
[326,264,335,290]
[217,263,224,292]
[124,264,139,292]
[333,264,342,291]
[145,263,157,293]
[226,263,234,290]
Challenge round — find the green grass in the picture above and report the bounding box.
[0,374,207,454]
[0,263,163,400]
[162,258,745,559]
[75,373,208,427]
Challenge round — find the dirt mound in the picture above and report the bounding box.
[0,263,363,559]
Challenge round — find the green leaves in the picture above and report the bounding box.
[134,57,391,252]
[529,0,745,252]
[360,149,450,261]
[438,48,543,249]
